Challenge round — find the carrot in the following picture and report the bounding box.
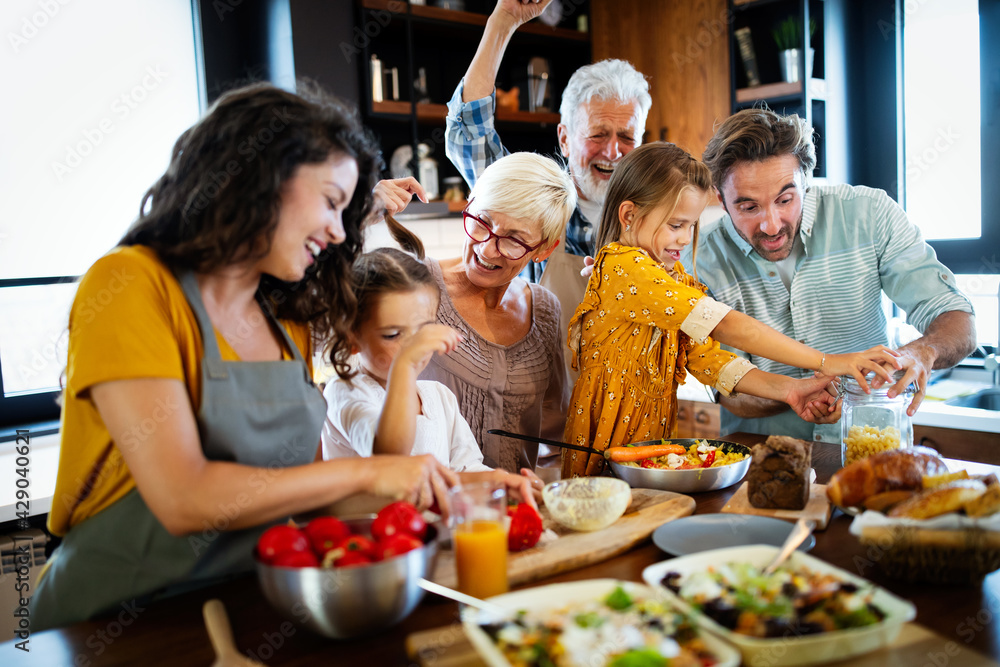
[605,443,687,462]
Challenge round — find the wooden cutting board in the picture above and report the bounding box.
[720,481,833,530]
[405,621,999,667]
[428,488,695,589]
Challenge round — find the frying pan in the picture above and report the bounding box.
[489,429,752,494]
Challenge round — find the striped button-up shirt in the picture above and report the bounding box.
[445,79,595,262]
[682,184,974,442]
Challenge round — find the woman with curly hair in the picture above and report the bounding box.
[31,83,457,630]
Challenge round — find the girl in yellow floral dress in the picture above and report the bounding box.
[563,143,900,477]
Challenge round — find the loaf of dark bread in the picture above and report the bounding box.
[747,436,812,510]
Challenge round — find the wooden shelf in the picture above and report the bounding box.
[371,100,560,125]
[735,78,827,104]
[372,100,447,121]
[361,0,589,42]
[736,80,801,103]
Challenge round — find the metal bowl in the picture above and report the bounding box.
[610,439,752,494]
[254,515,438,639]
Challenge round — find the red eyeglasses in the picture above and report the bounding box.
[461,200,545,261]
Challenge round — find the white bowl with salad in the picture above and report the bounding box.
[642,545,916,666]
[461,579,740,667]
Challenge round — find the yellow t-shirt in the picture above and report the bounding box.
[48,245,313,537]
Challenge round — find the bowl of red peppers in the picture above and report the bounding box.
[607,439,752,494]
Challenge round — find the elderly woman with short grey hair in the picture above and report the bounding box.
[419,152,576,473]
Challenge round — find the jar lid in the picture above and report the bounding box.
[840,370,914,397]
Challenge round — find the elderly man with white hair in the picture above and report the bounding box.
[446,0,651,326]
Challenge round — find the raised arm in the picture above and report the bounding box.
[446,0,552,186]
[91,378,458,535]
[462,0,553,102]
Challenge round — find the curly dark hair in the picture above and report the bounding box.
[119,81,382,378]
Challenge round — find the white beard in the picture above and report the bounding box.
[571,161,611,207]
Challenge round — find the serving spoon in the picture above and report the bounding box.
[418,578,509,620]
[203,599,263,666]
[762,517,816,576]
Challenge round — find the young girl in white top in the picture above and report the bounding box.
[323,208,541,503]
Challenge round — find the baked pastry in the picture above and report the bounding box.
[747,436,812,510]
[965,482,1000,517]
[861,490,915,513]
[826,449,949,508]
[887,479,987,519]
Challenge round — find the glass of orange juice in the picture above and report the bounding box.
[450,481,508,599]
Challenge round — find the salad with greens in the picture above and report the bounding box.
[479,584,721,666]
[661,562,886,638]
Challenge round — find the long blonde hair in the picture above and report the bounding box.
[595,142,712,274]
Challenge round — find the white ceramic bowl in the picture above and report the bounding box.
[642,545,917,667]
[461,579,741,667]
[542,477,631,531]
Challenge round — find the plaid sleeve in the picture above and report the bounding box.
[445,78,508,189]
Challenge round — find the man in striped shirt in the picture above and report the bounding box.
[445,0,650,317]
[683,108,976,443]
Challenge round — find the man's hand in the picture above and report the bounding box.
[871,311,977,417]
[873,343,935,416]
[373,177,428,217]
[492,0,553,31]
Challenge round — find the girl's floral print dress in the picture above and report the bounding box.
[562,243,756,478]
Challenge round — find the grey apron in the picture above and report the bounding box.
[31,270,326,630]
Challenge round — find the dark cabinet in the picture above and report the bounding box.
[728,0,848,183]
[353,0,593,191]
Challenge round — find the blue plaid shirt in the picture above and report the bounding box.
[445,80,595,269]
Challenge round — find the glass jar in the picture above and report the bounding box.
[840,373,913,467]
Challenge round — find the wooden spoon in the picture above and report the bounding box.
[203,599,263,666]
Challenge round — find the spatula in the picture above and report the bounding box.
[203,599,263,666]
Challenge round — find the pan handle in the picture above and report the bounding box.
[486,429,603,457]
[488,429,621,480]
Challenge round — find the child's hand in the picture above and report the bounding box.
[393,324,462,375]
[784,374,841,423]
[824,346,901,393]
[501,468,543,510]
[373,177,428,217]
[580,255,595,278]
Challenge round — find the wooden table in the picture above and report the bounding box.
[7,434,1000,666]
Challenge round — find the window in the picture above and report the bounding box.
[901,0,980,241]
[900,0,999,354]
[0,1,203,429]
